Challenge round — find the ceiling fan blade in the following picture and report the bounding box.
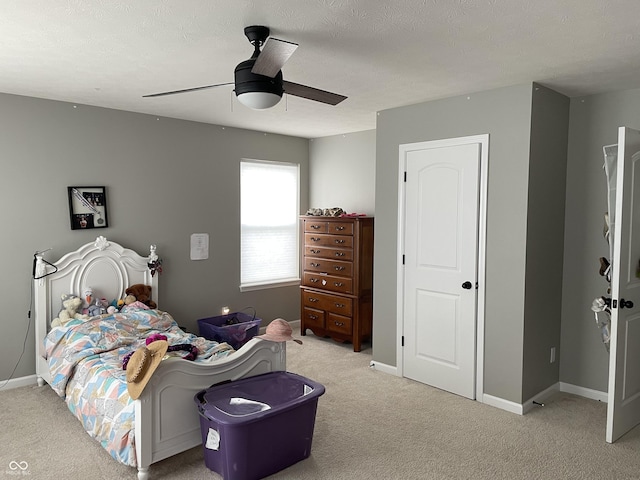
[252,38,299,78]
[283,81,347,106]
[143,82,234,98]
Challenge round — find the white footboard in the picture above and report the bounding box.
[32,237,287,480]
[134,337,286,478]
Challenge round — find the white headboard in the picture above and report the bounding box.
[34,236,159,369]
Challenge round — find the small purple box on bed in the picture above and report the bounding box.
[197,312,262,350]
[194,371,325,480]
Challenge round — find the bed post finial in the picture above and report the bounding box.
[94,236,109,251]
[35,255,46,286]
[149,245,157,263]
[148,245,163,276]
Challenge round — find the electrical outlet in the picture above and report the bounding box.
[550,346,556,363]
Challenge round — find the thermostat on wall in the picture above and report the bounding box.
[190,233,209,260]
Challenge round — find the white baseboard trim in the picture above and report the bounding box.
[260,319,301,335]
[522,383,560,414]
[483,382,609,416]
[369,360,399,376]
[482,393,524,415]
[0,374,37,391]
[560,382,608,403]
[289,319,301,329]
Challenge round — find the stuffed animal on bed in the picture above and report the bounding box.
[83,287,93,308]
[87,299,107,317]
[51,293,89,328]
[125,283,157,309]
[107,298,125,314]
[121,294,149,311]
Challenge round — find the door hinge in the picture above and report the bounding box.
[613,299,617,308]
[402,254,405,265]
[404,171,407,182]
[401,336,404,347]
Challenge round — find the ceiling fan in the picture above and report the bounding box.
[143,25,347,110]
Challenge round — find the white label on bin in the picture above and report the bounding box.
[206,428,220,450]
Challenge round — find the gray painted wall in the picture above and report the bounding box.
[7,81,634,401]
[560,88,640,392]
[308,85,640,402]
[0,92,309,382]
[374,84,539,403]
[522,86,569,401]
[309,130,376,215]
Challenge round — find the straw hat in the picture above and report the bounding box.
[126,340,168,399]
[257,318,302,344]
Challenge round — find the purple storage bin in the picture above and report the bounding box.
[194,371,325,480]
[197,312,261,350]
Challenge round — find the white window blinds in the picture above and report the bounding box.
[240,160,300,290]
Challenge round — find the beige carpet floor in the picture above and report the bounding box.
[2,327,640,479]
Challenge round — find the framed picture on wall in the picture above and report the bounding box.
[68,186,109,230]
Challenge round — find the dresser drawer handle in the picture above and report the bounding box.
[335,252,345,257]
[311,249,320,254]
[309,315,318,320]
[335,303,345,308]
[335,239,345,244]
[310,225,321,229]
[311,262,320,267]
[310,278,319,283]
[311,237,321,242]
[334,282,344,287]
[334,266,345,271]
[308,298,319,302]
[335,226,345,231]
[334,321,345,327]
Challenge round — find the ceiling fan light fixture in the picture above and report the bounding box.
[234,58,284,110]
[143,25,347,107]
[236,91,282,110]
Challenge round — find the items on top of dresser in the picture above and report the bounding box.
[305,207,345,217]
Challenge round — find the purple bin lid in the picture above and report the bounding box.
[197,371,324,424]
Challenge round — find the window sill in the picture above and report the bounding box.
[239,278,301,292]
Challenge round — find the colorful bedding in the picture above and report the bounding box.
[43,308,235,466]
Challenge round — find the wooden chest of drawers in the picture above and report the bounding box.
[300,216,374,352]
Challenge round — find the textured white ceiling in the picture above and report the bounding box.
[2,0,640,138]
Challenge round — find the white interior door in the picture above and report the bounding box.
[607,126,640,443]
[400,139,481,399]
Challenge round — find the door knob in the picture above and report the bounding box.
[462,281,473,290]
[620,298,634,309]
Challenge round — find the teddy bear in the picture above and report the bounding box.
[120,294,150,312]
[125,283,157,309]
[51,293,89,328]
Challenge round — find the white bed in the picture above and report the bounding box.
[34,236,286,479]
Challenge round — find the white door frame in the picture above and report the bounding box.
[396,134,489,401]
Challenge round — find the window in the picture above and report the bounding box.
[240,159,300,290]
